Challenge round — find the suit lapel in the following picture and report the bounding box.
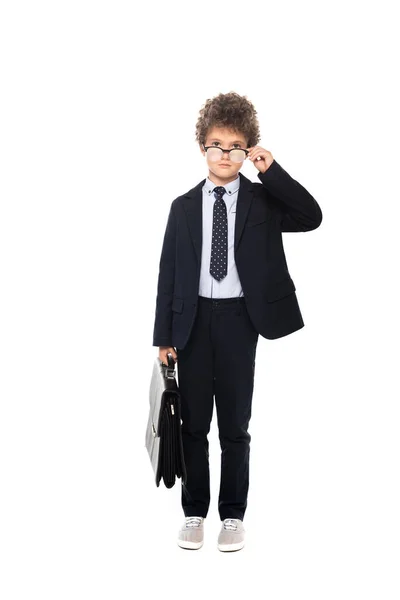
[182,171,255,264]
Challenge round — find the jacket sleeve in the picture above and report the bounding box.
[152,202,176,347]
[257,159,323,232]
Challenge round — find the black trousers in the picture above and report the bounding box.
[176,295,259,522]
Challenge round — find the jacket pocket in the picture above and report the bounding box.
[266,276,296,302]
[172,296,184,313]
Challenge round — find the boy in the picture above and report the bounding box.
[152,91,322,552]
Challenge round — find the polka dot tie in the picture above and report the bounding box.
[209,186,228,281]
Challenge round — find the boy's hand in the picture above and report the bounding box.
[159,346,178,366]
[247,146,274,174]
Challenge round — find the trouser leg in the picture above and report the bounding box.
[177,300,214,518]
[211,298,259,521]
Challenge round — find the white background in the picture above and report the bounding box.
[1,1,399,598]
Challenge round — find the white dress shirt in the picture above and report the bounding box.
[198,174,244,298]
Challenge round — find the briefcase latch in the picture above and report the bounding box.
[164,354,176,380]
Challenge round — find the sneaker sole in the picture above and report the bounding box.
[217,540,245,552]
[177,539,204,550]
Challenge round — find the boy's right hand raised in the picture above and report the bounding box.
[159,346,178,367]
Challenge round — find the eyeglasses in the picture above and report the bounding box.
[202,144,249,163]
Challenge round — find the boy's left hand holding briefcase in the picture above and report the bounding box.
[145,353,187,488]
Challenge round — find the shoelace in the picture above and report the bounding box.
[185,517,203,528]
[223,518,239,531]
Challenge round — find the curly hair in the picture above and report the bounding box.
[195,91,261,149]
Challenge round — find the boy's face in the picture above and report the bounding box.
[200,126,248,184]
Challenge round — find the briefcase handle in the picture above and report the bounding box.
[161,353,176,380]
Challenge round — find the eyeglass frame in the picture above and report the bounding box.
[202,143,250,161]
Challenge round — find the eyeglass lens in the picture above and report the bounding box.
[206,147,246,163]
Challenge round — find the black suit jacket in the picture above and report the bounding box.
[152,159,322,350]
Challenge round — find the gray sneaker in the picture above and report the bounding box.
[177,516,204,550]
[217,518,245,552]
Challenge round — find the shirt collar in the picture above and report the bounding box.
[203,174,240,197]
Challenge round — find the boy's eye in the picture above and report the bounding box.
[212,142,242,148]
